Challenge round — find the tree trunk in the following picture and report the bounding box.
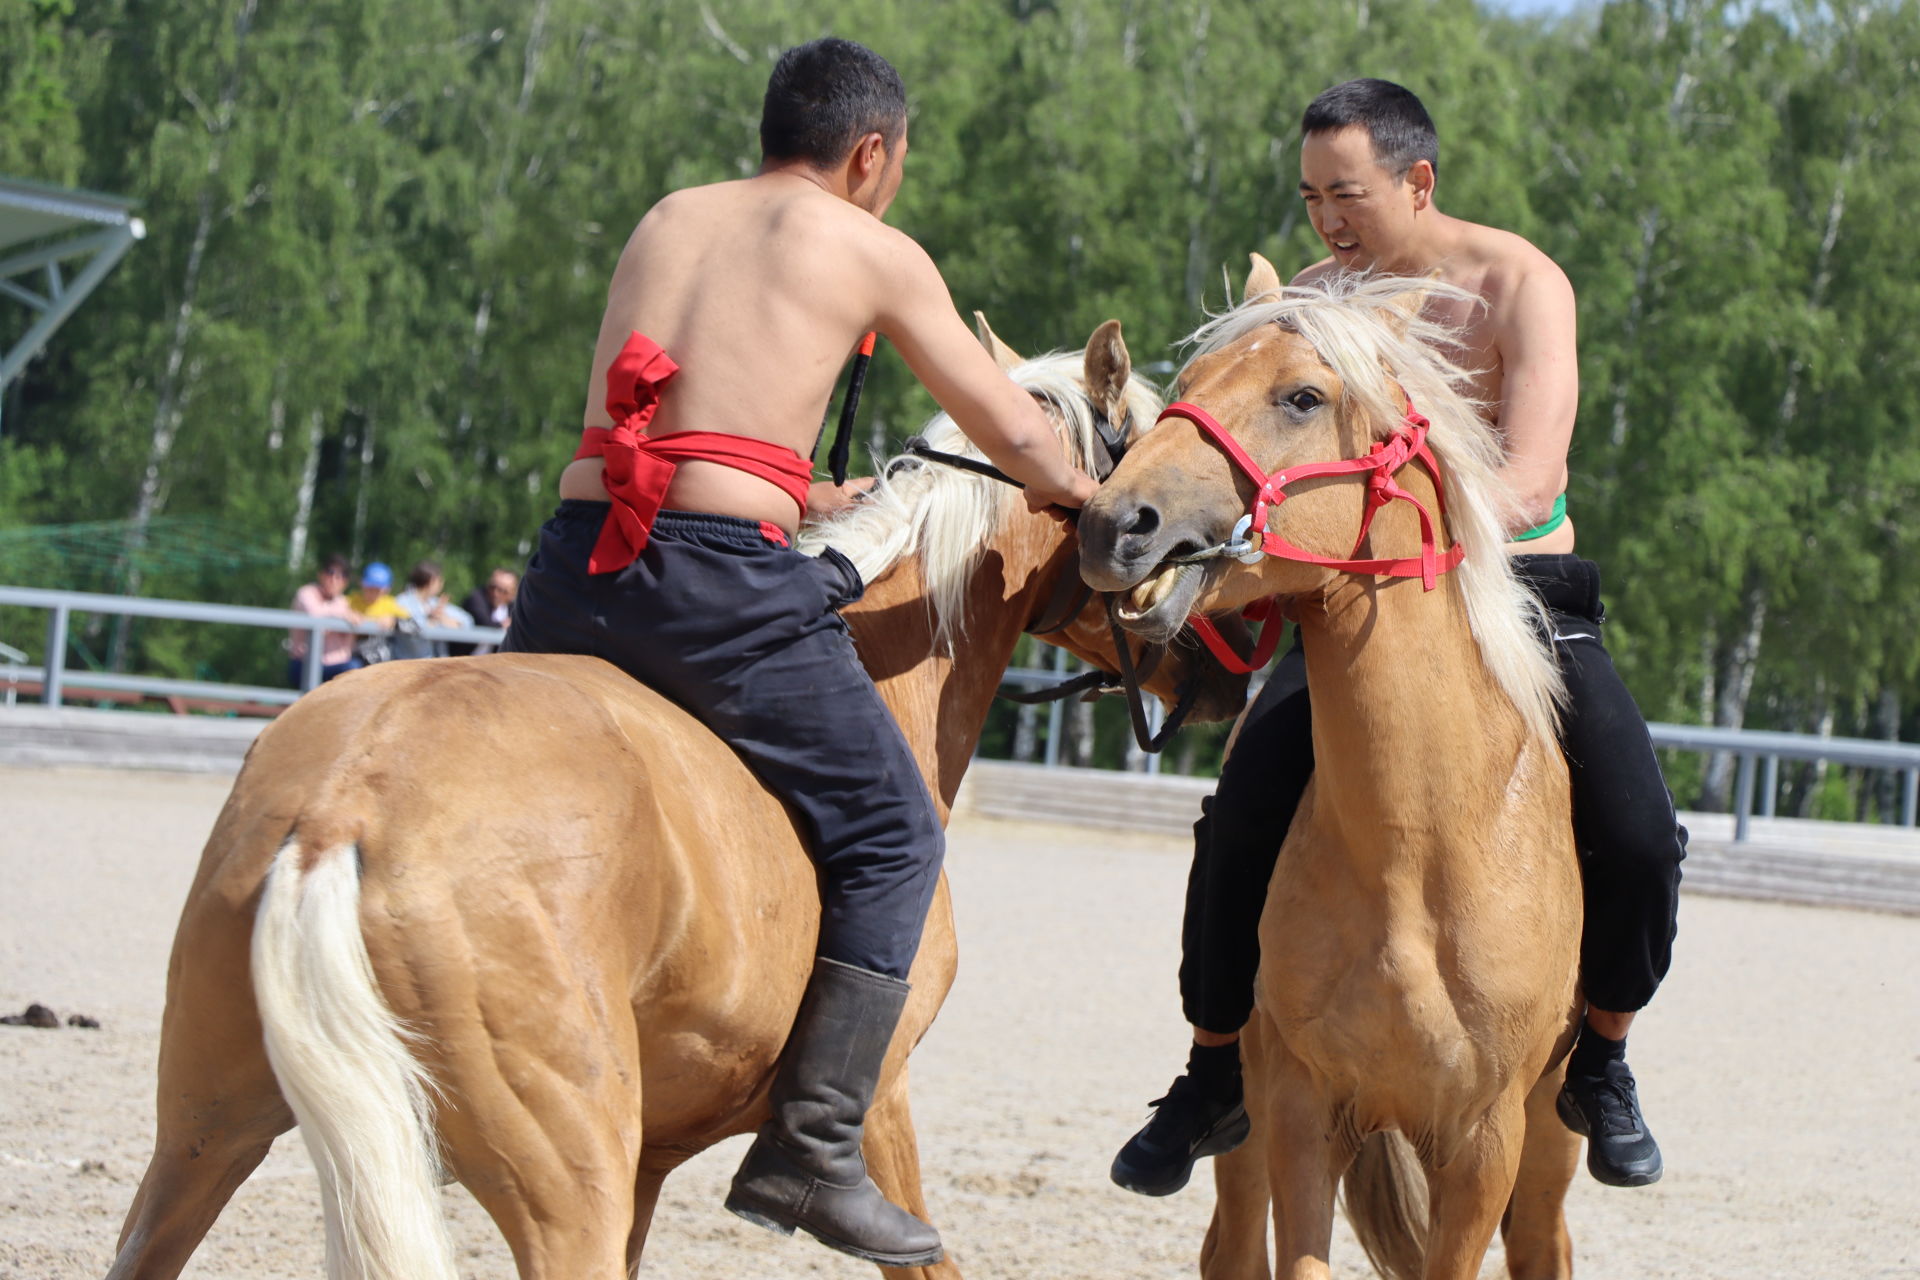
[456,0,553,444]
[1697,580,1767,809]
[351,414,376,566]
[1175,2,1215,314]
[1066,697,1096,769]
[1608,209,1659,450]
[287,409,323,571]
[1871,686,1900,822]
[1794,690,1835,818]
[108,0,258,672]
[1011,702,1040,763]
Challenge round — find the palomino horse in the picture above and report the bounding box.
[1078,262,1585,1280]
[105,320,1246,1280]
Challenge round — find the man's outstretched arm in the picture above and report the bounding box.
[869,231,1098,510]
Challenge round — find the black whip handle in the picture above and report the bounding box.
[825,331,877,486]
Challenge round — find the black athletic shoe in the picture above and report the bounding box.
[1110,1071,1251,1197]
[1556,1057,1664,1188]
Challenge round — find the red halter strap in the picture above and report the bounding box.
[1162,395,1466,674]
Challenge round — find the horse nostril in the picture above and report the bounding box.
[1123,504,1161,542]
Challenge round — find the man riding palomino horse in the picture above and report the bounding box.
[500,37,1098,1268]
[1110,78,1687,1199]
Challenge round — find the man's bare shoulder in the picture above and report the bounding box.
[1450,217,1572,303]
[1290,257,1340,288]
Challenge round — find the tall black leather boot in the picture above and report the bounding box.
[725,958,944,1266]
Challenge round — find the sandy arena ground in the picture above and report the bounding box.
[2,764,1918,1279]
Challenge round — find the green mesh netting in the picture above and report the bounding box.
[0,517,283,592]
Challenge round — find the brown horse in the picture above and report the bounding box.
[1078,262,1585,1280]
[104,320,1246,1280]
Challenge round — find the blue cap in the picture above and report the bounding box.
[360,562,392,589]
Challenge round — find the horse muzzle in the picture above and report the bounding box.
[1079,492,1222,640]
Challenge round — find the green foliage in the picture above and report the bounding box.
[3,0,1918,777]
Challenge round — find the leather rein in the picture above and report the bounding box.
[894,399,1202,754]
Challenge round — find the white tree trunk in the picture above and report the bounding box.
[287,409,323,571]
[109,0,258,671]
[1699,582,1768,808]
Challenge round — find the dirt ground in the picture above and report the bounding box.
[2,764,1917,1279]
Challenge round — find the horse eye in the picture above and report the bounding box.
[1287,389,1322,413]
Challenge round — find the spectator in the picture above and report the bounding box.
[390,560,472,660]
[452,567,518,656]
[349,562,408,665]
[287,554,363,688]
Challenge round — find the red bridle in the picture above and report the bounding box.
[1159,396,1466,674]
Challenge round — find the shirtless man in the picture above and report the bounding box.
[503,38,1096,1267]
[1110,78,1686,1198]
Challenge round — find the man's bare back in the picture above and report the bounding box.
[560,159,1093,533]
[1295,122,1578,554]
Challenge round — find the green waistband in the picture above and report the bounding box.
[1511,492,1568,542]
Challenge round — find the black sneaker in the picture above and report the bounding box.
[1110,1070,1251,1197]
[1556,1057,1664,1187]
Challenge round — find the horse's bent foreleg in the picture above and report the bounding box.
[1202,1132,1273,1280]
[861,1068,962,1280]
[1421,1094,1528,1280]
[1499,1065,1579,1280]
[107,906,294,1279]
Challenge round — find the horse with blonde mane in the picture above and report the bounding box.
[1079,261,1585,1280]
[104,319,1246,1280]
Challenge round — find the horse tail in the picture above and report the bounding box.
[252,839,457,1280]
[1340,1131,1430,1280]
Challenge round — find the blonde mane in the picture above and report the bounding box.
[1187,273,1564,746]
[800,351,1166,652]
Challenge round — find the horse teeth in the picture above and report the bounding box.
[1128,565,1180,614]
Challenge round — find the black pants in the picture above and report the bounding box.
[1179,553,1686,1033]
[503,502,945,980]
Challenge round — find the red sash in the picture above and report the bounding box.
[573,332,814,573]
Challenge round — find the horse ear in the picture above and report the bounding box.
[1244,252,1283,304]
[974,311,1024,371]
[1084,319,1131,422]
[1383,269,1443,335]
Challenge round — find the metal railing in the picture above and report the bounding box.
[0,585,504,708]
[3,585,1915,844]
[999,664,1920,843]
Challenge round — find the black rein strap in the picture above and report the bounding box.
[894,401,1204,753]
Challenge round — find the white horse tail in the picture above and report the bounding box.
[252,839,457,1280]
[1340,1130,1430,1280]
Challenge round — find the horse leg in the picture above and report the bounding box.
[1254,1035,1340,1280]
[1420,1095,1528,1280]
[107,905,294,1279]
[1201,1132,1273,1280]
[626,1147,693,1275]
[1499,1065,1580,1280]
[426,968,645,1278]
[861,1067,962,1280]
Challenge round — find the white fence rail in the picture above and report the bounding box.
[3,585,1916,848]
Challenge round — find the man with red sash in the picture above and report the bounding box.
[1110,79,1687,1201]
[501,37,1095,1269]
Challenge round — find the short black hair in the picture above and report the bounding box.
[318,554,349,576]
[406,559,442,591]
[760,37,907,168]
[1301,78,1439,181]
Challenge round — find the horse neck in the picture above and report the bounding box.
[1293,464,1530,871]
[844,506,1062,820]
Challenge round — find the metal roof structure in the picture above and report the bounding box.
[0,175,146,430]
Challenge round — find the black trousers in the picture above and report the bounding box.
[1179,553,1686,1032]
[503,502,945,980]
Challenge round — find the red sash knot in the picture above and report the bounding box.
[574,332,683,573]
